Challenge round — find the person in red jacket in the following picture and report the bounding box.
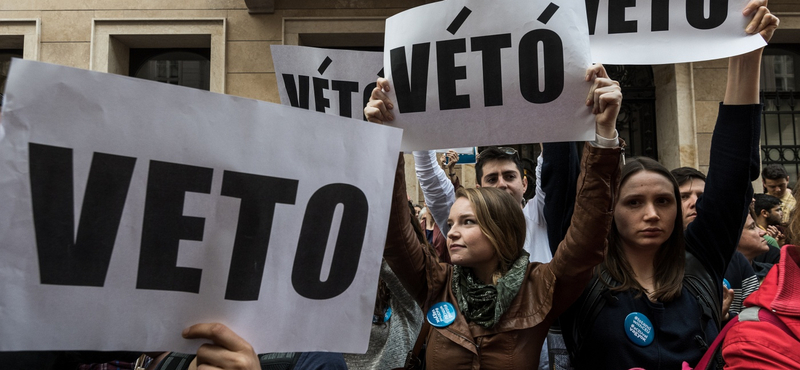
[721,244,800,369]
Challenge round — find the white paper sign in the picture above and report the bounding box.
[588,0,766,64]
[0,59,402,354]
[383,0,595,151]
[272,45,384,120]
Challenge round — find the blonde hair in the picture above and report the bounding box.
[455,187,526,275]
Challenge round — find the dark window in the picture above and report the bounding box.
[605,65,658,160]
[1,49,24,101]
[760,45,800,185]
[129,48,210,91]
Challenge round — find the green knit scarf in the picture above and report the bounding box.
[452,250,530,328]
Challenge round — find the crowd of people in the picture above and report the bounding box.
[2,1,798,370]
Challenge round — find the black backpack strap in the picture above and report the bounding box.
[683,251,724,369]
[562,268,619,363]
[683,252,722,346]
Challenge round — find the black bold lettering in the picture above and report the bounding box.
[29,143,136,287]
[471,33,512,107]
[585,0,601,35]
[687,0,728,30]
[137,161,212,293]
[518,29,564,104]
[292,184,368,300]
[362,81,377,121]
[312,77,331,113]
[652,0,670,31]
[221,171,298,301]
[390,44,430,113]
[608,0,638,34]
[282,74,310,109]
[331,80,359,118]
[436,39,470,110]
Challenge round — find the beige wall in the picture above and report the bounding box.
[0,0,433,100]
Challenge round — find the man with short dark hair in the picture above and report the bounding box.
[752,194,783,277]
[761,163,795,224]
[753,193,784,248]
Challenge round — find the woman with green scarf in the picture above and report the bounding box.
[373,64,623,369]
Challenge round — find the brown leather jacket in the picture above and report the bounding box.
[384,142,621,369]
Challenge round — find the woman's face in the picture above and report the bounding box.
[447,197,498,271]
[614,170,677,252]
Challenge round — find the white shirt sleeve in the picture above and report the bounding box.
[413,150,455,237]
[522,154,553,263]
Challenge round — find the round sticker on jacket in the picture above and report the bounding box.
[427,302,457,327]
[723,279,731,290]
[624,312,654,346]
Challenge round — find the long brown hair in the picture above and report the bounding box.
[605,157,685,302]
[455,187,526,276]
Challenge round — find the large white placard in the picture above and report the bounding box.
[588,0,766,64]
[272,45,384,121]
[383,0,595,151]
[0,59,402,354]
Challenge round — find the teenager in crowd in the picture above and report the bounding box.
[367,63,623,368]
[559,2,778,368]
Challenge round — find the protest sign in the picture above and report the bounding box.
[0,59,402,353]
[383,0,595,151]
[588,0,766,64]
[272,45,384,120]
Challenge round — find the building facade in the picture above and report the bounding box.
[1,0,798,204]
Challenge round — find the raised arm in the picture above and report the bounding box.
[686,0,778,279]
[382,154,449,307]
[413,149,456,237]
[365,78,456,238]
[547,65,623,314]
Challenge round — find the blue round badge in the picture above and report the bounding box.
[427,302,457,328]
[624,312,654,346]
[723,279,731,290]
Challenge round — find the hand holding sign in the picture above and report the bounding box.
[183,323,260,370]
[725,0,779,105]
[588,0,769,64]
[364,78,394,124]
[743,0,779,43]
[584,64,621,140]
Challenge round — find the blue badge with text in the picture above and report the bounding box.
[723,279,731,290]
[624,312,654,346]
[427,302,457,327]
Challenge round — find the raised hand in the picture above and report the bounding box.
[585,64,621,140]
[364,78,394,124]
